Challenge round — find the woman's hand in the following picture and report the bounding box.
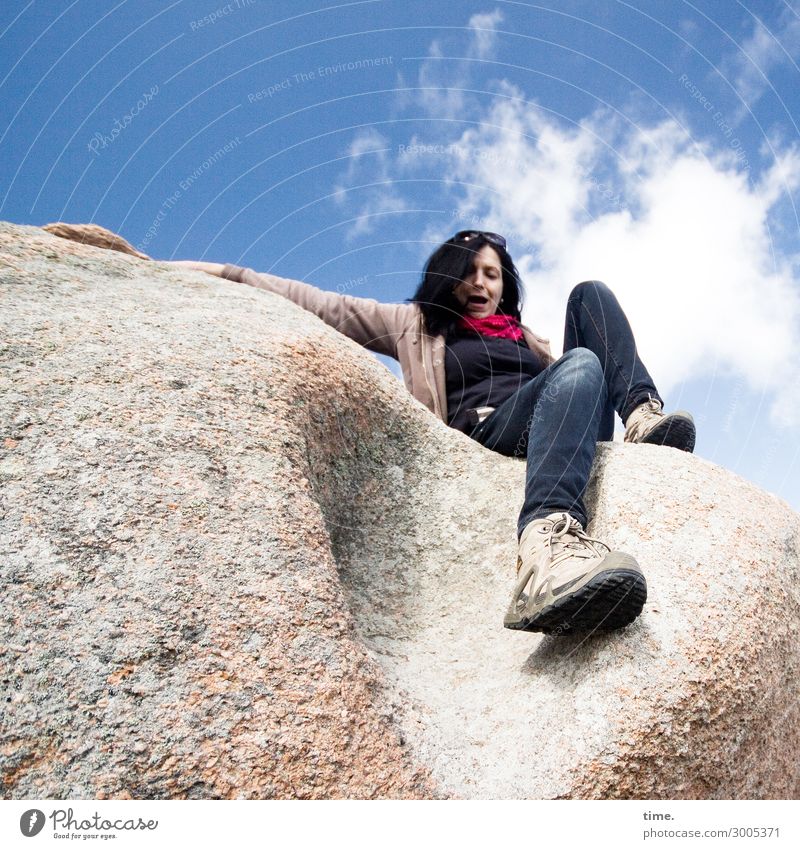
[165,260,226,277]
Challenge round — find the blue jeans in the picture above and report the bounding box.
[469,281,662,537]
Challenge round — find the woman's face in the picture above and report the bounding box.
[451,244,504,319]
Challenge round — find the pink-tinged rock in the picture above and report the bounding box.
[1,221,798,799]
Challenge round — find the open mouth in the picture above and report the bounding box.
[468,296,488,306]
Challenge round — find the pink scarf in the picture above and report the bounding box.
[457,313,523,341]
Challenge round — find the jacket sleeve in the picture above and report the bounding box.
[221,263,413,359]
[521,325,556,368]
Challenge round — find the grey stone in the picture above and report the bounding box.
[1,221,798,799]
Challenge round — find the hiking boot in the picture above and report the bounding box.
[624,394,695,452]
[503,512,647,635]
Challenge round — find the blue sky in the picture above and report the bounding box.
[2,0,799,510]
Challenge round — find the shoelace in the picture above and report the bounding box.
[625,393,662,442]
[546,513,610,568]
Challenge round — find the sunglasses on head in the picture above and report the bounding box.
[452,230,507,249]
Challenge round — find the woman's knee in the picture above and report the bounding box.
[569,279,612,301]
[558,345,602,376]
[553,347,605,394]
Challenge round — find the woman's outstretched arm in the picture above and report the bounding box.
[165,259,413,359]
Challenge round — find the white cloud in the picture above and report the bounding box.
[435,84,800,426]
[337,8,507,238]
[468,8,504,60]
[332,128,408,239]
[724,4,800,110]
[413,39,470,120]
[393,7,505,121]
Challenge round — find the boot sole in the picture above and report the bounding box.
[640,413,696,453]
[504,568,647,635]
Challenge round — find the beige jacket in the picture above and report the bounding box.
[221,263,555,424]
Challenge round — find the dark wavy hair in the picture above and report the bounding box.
[405,232,525,337]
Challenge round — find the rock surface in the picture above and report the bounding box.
[1,220,799,799]
[41,222,151,260]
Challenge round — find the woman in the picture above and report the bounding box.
[169,230,695,638]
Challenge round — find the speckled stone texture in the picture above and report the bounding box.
[1,221,799,799]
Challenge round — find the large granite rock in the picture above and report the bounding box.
[1,220,798,799]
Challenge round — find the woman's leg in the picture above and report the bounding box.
[563,280,662,434]
[470,347,608,537]
[469,346,648,635]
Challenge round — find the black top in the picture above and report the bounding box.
[444,326,546,434]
